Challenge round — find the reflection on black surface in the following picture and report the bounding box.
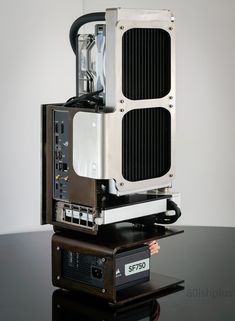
[52,286,184,321]
[53,290,160,321]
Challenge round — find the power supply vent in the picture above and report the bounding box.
[122,108,171,182]
[62,251,91,283]
[61,250,104,288]
[122,28,171,100]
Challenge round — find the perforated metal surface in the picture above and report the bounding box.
[122,28,171,100]
[122,108,171,181]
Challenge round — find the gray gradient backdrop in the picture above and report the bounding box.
[1,0,234,234]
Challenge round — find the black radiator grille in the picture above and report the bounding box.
[122,108,171,182]
[122,28,171,100]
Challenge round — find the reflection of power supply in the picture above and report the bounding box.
[53,289,163,321]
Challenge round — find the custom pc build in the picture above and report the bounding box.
[41,8,183,303]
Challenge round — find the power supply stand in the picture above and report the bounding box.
[52,224,184,305]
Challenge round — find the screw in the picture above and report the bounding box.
[57,276,60,280]
[169,104,173,108]
[120,99,124,103]
[120,182,124,186]
[169,174,173,178]
[120,108,124,112]
[102,289,106,293]
[169,27,173,31]
[56,246,60,251]
[169,96,173,100]
[120,26,124,30]
[101,258,106,263]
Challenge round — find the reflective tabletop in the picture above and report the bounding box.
[0,226,234,321]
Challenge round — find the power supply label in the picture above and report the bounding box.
[125,258,150,276]
[115,246,150,287]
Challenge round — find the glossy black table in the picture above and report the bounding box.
[0,226,234,320]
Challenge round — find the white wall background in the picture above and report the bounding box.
[0,0,234,234]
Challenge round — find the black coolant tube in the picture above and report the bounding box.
[69,12,106,54]
[155,199,182,225]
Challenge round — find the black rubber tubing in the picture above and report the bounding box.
[69,12,106,54]
[155,199,182,225]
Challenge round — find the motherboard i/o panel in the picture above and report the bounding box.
[53,110,70,201]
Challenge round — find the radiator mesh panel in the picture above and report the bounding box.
[122,108,171,181]
[122,28,171,100]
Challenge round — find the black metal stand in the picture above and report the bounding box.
[52,223,184,304]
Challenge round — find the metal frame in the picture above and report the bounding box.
[73,8,176,195]
[54,193,180,232]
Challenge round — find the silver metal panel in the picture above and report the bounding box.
[97,198,167,225]
[73,108,174,195]
[55,194,180,229]
[73,112,106,179]
[105,8,175,112]
[106,8,173,22]
[73,8,176,195]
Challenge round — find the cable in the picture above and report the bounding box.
[129,199,181,226]
[64,89,104,107]
[69,12,106,54]
[154,199,181,225]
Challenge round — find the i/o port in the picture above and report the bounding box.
[55,122,58,133]
[62,163,68,171]
[55,151,62,160]
[53,111,69,201]
[61,123,64,134]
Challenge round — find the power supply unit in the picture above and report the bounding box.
[41,8,181,234]
[52,224,184,303]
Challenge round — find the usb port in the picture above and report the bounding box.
[61,123,64,134]
[55,183,58,190]
[55,151,62,160]
[62,163,68,171]
[56,151,62,160]
[55,135,58,144]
